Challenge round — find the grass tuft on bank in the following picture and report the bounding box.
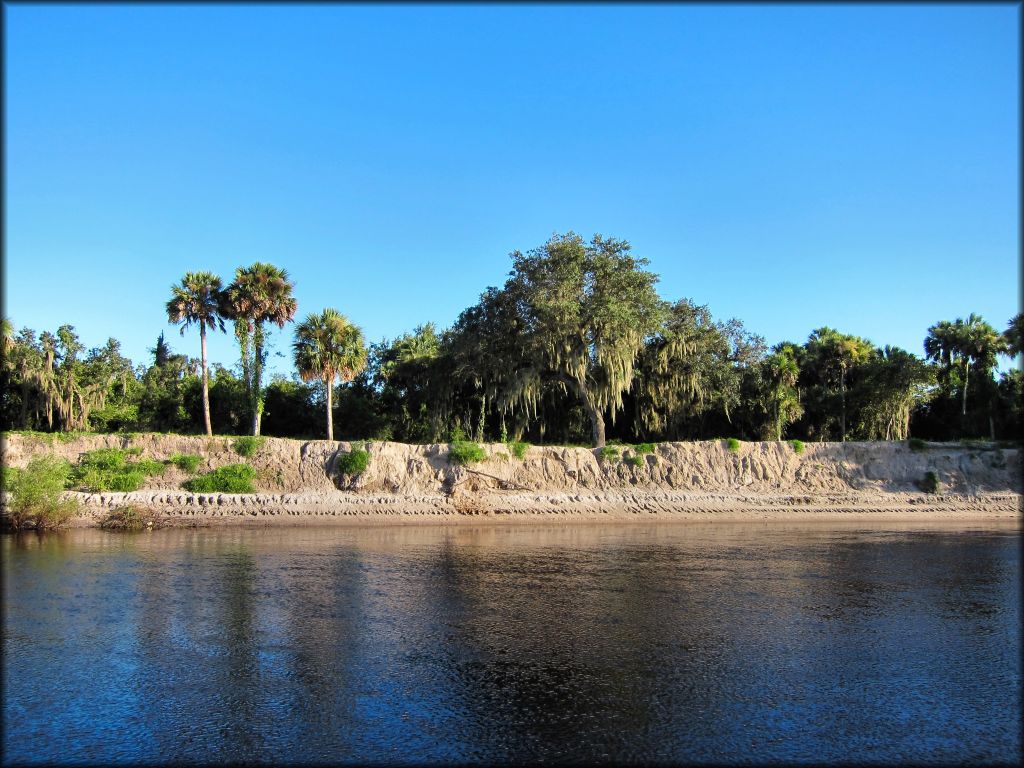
[182,464,257,493]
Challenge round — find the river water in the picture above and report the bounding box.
[2,522,1020,765]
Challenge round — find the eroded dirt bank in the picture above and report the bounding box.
[3,433,1021,526]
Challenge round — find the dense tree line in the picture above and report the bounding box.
[2,235,1020,445]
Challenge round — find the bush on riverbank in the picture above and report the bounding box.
[99,505,159,530]
[168,454,202,473]
[182,464,257,493]
[1,455,78,530]
[337,446,370,476]
[918,470,941,494]
[508,441,529,459]
[449,440,486,465]
[70,448,166,493]
[790,439,805,455]
[232,436,265,458]
[726,438,741,453]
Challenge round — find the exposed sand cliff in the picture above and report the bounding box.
[3,433,1021,526]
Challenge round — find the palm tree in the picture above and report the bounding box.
[925,314,1005,419]
[293,309,367,440]
[1004,313,1023,358]
[166,272,225,436]
[807,328,873,441]
[224,263,297,435]
[763,347,802,441]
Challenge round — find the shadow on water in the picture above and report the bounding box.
[2,522,1020,765]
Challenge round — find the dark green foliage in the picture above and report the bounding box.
[908,437,927,452]
[232,435,265,457]
[261,378,321,438]
[599,445,620,462]
[918,470,941,494]
[789,439,805,455]
[508,441,529,459]
[726,438,741,453]
[449,440,486,465]
[169,453,202,473]
[336,448,370,476]
[625,454,644,467]
[182,463,257,493]
[2,455,77,530]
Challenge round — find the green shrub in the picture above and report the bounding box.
[79,448,128,471]
[726,438,741,453]
[2,455,77,530]
[789,439,805,455]
[908,437,927,452]
[634,443,656,455]
[107,471,145,492]
[449,440,486,465]
[71,448,163,492]
[337,448,370,476]
[232,436,265,458]
[918,470,941,494]
[599,445,621,462]
[508,441,529,459]
[169,454,202,473]
[134,458,166,476]
[625,455,644,468]
[182,464,257,494]
[100,505,156,531]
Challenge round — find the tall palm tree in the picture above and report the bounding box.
[166,272,225,436]
[293,309,367,441]
[925,314,1005,418]
[763,347,802,441]
[224,263,297,435]
[807,328,873,441]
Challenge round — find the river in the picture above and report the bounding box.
[2,522,1020,765]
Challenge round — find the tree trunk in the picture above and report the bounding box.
[326,376,334,441]
[589,404,606,448]
[839,368,846,442]
[560,374,606,448]
[961,360,970,417]
[252,327,264,436]
[200,325,212,436]
[19,379,29,428]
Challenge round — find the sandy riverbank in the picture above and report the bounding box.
[4,433,1021,527]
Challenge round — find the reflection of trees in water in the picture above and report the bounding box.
[427,534,735,762]
[215,546,263,759]
[278,545,363,745]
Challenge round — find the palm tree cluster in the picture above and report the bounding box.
[160,263,365,438]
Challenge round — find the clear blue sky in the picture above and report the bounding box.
[5,3,1019,378]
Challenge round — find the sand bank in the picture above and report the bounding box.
[4,433,1020,527]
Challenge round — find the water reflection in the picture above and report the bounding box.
[3,523,1020,765]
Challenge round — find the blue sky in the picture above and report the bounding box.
[5,3,1019,378]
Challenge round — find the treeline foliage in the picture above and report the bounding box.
[2,235,1020,445]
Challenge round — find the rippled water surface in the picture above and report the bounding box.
[3,522,1020,765]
